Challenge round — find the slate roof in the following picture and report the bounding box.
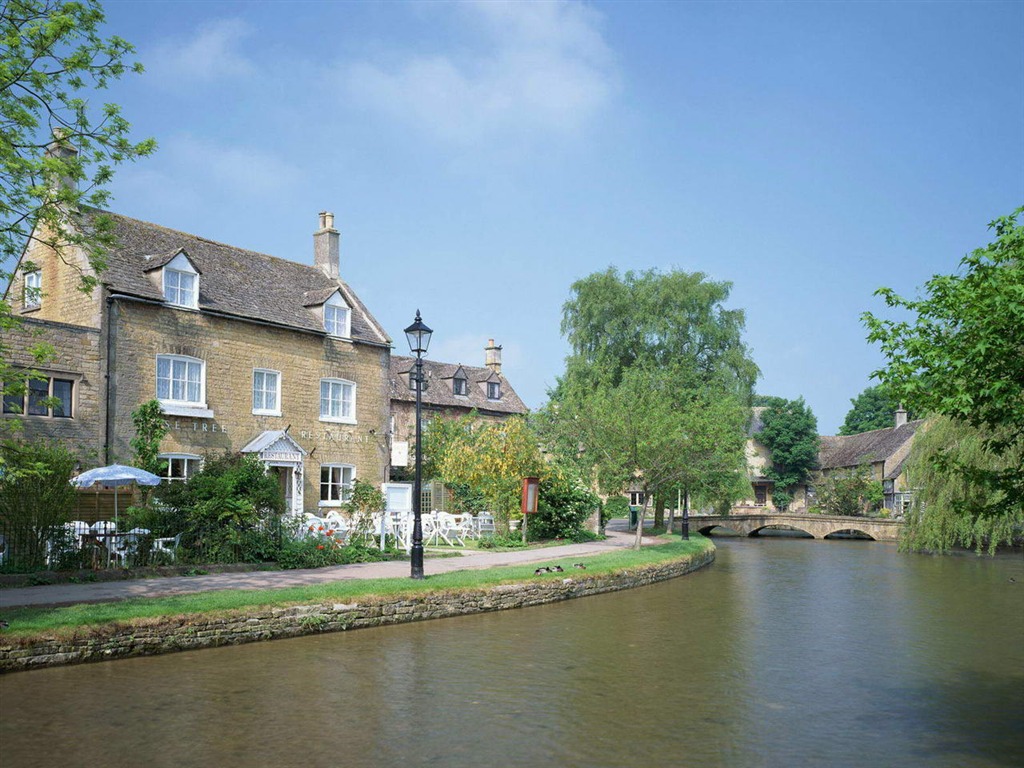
[818,420,924,470]
[390,356,528,416]
[82,208,389,346]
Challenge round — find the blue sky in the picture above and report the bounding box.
[54,1,1024,432]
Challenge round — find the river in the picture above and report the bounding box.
[1,538,1021,767]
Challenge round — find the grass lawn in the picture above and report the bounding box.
[0,535,713,638]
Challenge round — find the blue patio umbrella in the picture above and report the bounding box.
[70,464,161,529]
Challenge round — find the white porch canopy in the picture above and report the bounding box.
[241,430,307,514]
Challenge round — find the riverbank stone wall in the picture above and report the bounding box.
[0,547,714,672]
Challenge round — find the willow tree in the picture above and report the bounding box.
[901,417,1023,554]
[544,267,757,547]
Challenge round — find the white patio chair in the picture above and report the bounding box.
[91,520,116,534]
[151,532,182,562]
[436,512,465,546]
[322,512,350,543]
[477,512,496,536]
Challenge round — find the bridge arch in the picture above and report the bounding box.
[823,528,877,541]
[749,524,815,539]
[695,523,739,536]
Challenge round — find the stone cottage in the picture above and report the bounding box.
[3,204,391,516]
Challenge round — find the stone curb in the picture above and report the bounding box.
[0,546,714,673]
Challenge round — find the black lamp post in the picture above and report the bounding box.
[404,309,432,579]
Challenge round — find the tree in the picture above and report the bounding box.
[129,399,168,474]
[810,464,884,517]
[429,415,546,533]
[864,207,1024,524]
[543,268,757,548]
[839,384,903,435]
[758,397,818,510]
[1,0,154,424]
[900,417,1023,554]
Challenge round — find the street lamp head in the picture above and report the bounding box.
[404,310,433,355]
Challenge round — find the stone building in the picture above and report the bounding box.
[3,206,391,516]
[733,407,922,514]
[388,339,528,479]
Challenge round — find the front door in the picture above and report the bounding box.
[273,466,294,512]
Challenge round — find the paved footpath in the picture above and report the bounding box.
[0,524,647,609]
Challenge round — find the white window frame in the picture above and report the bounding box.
[453,376,468,396]
[319,378,356,424]
[159,453,202,483]
[161,253,199,309]
[156,354,208,411]
[629,491,646,507]
[252,368,281,416]
[319,463,355,506]
[324,293,351,338]
[487,381,501,400]
[23,270,41,310]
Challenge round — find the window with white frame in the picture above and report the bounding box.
[252,369,281,415]
[2,376,73,417]
[159,454,201,483]
[320,464,354,504]
[323,293,351,338]
[164,268,196,308]
[453,376,468,396]
[157,355,205,406]
[629,491,646,507]
[487,381,501,400]
[23,271,41,309]
[319,378,355,423]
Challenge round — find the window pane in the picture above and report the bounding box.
[3,385,23,414]
[52,379,72,417]
[157,358,170,399]
[186,361,200,402]
[28,378,48,415]
[320,380,330,417]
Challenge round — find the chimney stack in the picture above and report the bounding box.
[313,211,340,279]
[895,406,908,428]
[45,128,78,193]
[485,338,502,375]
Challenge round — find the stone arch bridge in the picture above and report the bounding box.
[689,513,903,541]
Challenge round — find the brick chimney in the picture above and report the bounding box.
[895,406,908,428]
[313,211,340,279]
[485,339,502,375]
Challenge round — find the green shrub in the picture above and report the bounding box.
[0,438,79,570]
[529,470,600,541]
[478,532,527,550]
[148,453,286,563]
[277,533,396,570]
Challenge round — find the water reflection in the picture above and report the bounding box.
[1,540,1021,768]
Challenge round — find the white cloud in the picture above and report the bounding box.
[164,134,301,197]
[342,0,618,144]
[149,18,256,83]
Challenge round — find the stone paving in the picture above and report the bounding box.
[0,522,648,609]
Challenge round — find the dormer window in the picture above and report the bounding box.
[487,381,501,400]
[162,251,199,309]
[453,376,468,396]
[408,372,427,392]
[23,270,41,310]
[324,292,351,338]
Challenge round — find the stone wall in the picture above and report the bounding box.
[108,298,391,503]
[0,317,104,458]
[0,548,714,672]
[8,230,102,328]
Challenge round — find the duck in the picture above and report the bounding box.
[573,563,587,570]
[553,565,564,572]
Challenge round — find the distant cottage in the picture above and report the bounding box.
[736,407,922,514]
[389,339,528,480]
